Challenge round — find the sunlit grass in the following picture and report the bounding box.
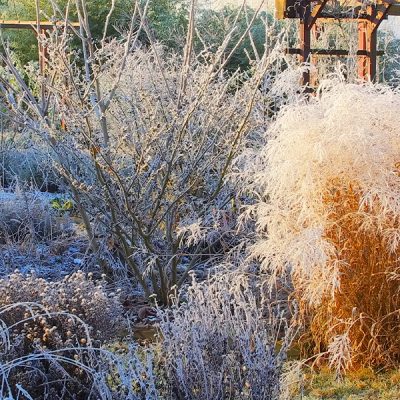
[301,368,400,399]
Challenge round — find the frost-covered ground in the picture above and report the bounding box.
[0,190,59,203]
[0,190,89,279]
[0,241,87,278]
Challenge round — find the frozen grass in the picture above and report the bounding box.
[247,81,400,369]
[0,190,70,245]
[0,189,83,279]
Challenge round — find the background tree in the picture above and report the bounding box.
[144,0,189,49]
[0,0,275,73]
[195,5,271,73]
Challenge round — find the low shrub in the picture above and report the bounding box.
[0,303,157,400]
[0,270,124,342]
[158,271,294,400]
[0,271,129,398]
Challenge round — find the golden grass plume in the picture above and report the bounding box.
[250,82,400,369]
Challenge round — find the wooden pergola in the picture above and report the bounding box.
[275,0,400,85]
[0,20,80,72]
[0,19,80,109]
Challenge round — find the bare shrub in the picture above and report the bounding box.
[247,81,400,369]
[0,0,290,303]
[158,271,295,399]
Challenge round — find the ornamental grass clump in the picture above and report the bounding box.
[249,82,400,370]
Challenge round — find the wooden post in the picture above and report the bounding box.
[357,20,369,80]
[310,23,322,86]
[299,1,311,86]
[370,25,378,81]
[38,28,48,107]
[358,4,391,82]
[357,14,376,82]
[36,0,46,107]
[38,29,47,75]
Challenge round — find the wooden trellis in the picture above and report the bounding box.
[275,0,400,85]
[0,19,79,121]
[0,19,80,111]
[0,20,80,72]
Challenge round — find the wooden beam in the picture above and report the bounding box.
[318,13,372,20]
[0,20,80,29]
[287,48,385,56]
[280,1,400,18]
[388,4,400,15]
[371,3,393,32]
[308,0,329,29]
[299,2,311,86]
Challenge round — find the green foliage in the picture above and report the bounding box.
[50,197,74,212]
[144,0,189,48]
[195,6,271,72]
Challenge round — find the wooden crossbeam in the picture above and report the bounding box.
[371,4,393,32]
[317,13,374,20]
[287,48,385,56]
[0,20,80,29]
[277,0,400,19]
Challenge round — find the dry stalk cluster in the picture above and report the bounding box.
[0,270,124,342]
[158,271,295,399]
[0,302,158,399]
[247,81,400,370]
[0,271,137,398]
[0,190,70,246]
